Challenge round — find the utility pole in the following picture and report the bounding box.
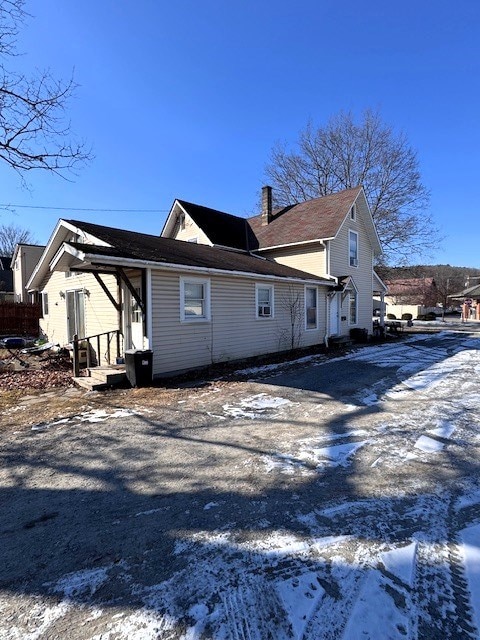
[465,275,480,288]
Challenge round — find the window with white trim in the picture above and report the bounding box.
[305,286,318,329]
[349,289,358,325]
[350,204,356,220]
[180,277,210,321]
[256,284,274,318]
[349,230,358,267]
[41,291,49,317]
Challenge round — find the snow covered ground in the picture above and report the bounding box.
[2,329,480,638]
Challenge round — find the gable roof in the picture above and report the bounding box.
[385,278,436,295]
[163,186,381,257]
[175,200,258,251]
[248,187,364,249]
[0,256,12,270]
[29,219,335,289]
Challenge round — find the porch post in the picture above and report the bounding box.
[72,334,80,377]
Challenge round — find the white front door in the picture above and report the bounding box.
[329,293,339,336]
[124,279,144,350]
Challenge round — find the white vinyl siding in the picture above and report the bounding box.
[180,277,211,321]
[349,230,358,267]
[305,286,318,330]
[349,288,358,325]
[150,271,328,377]
[329,195,376,336]
[256,284,274,319]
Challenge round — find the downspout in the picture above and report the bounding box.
[323,240,331,348]
[146,268,153,350]
[324,295,330,349]
[116,272,123,352]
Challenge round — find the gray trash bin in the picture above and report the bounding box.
[124,349,153,387]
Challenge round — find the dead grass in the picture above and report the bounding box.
[0,381,219,430]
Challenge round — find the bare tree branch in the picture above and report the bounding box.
[0,221,35,254]
[265,109,440,265]
[0,0,91,180]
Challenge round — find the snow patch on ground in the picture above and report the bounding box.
[459,524,480,632]
[50,566,110,599]
[341,569,410,639]
[223,393,291,419]
[31,407,146,431]
[380,542,417,587]
[428,421,455,439]
[414,435,444,453]
[276,572,325,638]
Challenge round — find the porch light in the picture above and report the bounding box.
[59,291,65,298]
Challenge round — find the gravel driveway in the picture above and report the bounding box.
[1,329,480,639]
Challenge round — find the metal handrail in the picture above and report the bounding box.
[72,330,123,376]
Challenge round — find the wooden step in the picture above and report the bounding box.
[73,366,127,391]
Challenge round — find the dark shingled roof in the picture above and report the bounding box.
[66,220,331,283]
[0,256,13,291]
[177,200,258,251]
[248,187,363,248]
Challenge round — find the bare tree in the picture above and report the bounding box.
[0,0,91,179]
[280,285,304,351]
[265,109,439,264]
[0,222,35,254]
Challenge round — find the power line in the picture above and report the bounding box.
[0,203,169,213]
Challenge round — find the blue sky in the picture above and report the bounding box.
[1,0,479,267]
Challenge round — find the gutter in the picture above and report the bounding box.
[255,238,331,252]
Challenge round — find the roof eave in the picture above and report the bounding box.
[74,251,335,286]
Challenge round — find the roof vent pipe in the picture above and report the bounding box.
[261,185,273,225]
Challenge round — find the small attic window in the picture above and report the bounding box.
[178,213,186,230]
[350,204,356,221]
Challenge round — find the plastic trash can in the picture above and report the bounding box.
[124,349,153,387]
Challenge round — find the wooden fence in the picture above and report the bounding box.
[0,302,42,337]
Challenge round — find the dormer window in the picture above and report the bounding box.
[350,204,356,221]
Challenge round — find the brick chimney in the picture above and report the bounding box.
[261,185,273,225]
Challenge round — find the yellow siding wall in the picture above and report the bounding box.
[150,270,328,376]
[39,270,119,361]
[261,244,327,278]
[171,214,211,245]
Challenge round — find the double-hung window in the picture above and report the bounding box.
[180,277,211,321]
[349,230,358,267]
[41,292,49,317]
[256,284,274,319]
[349,288,358,325]
[305,286,318,329]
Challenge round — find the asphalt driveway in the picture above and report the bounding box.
[2,330,480,639]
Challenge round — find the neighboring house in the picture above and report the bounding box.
[382,277,439,318]
[385,278,438,307]
[27,186,382,378]
[449,283,480,320]
[0,256,13,302]
[11,244,46,302]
